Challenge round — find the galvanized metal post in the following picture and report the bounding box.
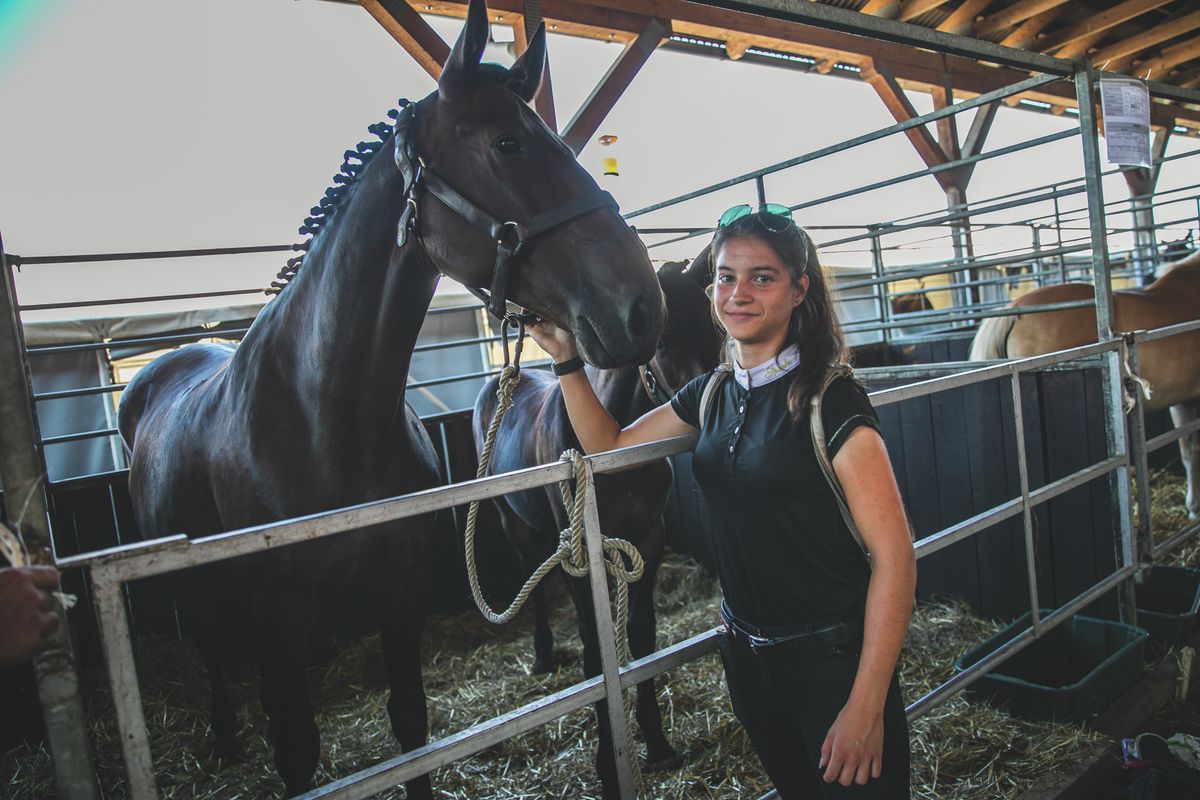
[91,570,158,799]
[869,225,890,344]
[1031,225,1045,289]
[1125,333,1152,567]
[0,232,100,799]
[1075,63,1137,624]
[1052,185,1067,283]
[946,185,973,313]
[1010,368,1042,636]
[579,461,637,799]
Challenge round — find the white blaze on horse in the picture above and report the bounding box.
[969,246,1200,520]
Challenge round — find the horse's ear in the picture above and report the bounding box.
[439,0,489,100]
[507,23,547,103]
[683,245,714,286]
[658,259,686,278]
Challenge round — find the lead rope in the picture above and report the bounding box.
[462,326,645,794]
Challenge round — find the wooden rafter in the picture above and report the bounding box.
[999,4,1068,49]
[973,0,1069,39]
[560,16,670,154]
[861,58,959,190]
[358,0,450,79]
[898,0,954,24]
[859,0,901,18]
[937,0,993,35]
[1035,0,1173,54]
[931,81,961,163]
[1133,35,1200,79]
[1055,30,1112,60]
[1090,8,1200,68]
[384,0,1200,131]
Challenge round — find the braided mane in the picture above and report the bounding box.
[266,99,410,295]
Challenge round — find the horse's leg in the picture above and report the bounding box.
[498,508,555,673]
[1170,402,1200,520]
[381,524,434,800]
[253,582,319,796]
[627,520,680,772]
[567,575,622,800]
[177,575,240,761]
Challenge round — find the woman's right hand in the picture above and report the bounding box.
[526,317,579,364]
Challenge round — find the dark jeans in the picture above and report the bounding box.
[718,626,910,799]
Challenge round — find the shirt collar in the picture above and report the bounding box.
[733,343,800,390]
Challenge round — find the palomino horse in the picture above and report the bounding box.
[472,255,719,796]
[117,2,663,795]
[969,247,1200,520]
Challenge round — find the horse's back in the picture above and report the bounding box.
[118,343,235,450]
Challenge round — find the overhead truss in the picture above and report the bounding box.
[349,0,1200,134]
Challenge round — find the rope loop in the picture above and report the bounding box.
[462,368,646,793]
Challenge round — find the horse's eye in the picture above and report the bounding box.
[493,136,524,155]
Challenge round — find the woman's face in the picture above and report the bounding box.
[713,236,808,350]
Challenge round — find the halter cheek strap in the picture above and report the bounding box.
[393,100,620,323]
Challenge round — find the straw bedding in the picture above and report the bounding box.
[3,469,1192,799]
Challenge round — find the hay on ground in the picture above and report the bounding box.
[11,516,1171,799]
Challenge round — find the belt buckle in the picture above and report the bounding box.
[748,633,775,654]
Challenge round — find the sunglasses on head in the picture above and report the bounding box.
[717,203,795,233]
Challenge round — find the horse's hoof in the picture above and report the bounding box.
[644,748,683,773]
[530,656,555,675]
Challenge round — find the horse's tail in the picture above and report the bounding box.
[969,313,1017,360]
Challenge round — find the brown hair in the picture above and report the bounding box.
[710,213,848,420]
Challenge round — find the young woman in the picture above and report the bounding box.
[528,207,916,798]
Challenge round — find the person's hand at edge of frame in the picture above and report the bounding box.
[0,565,62,667]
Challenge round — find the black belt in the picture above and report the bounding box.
[720,599,863,656]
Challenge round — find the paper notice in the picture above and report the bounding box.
[1099,78,1151,168]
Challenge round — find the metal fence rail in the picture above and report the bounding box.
[46,322,1200,799]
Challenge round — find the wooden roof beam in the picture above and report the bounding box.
[1090,8,1200,69]
[861,58,959,191]
[973,0,1069,39]
[999,5,1068,49]
[936,0,992,36]
[1133,35,1200,80]
[1035,0,1173,55]
[898,0,954,24]
[560,16,670,155]
[358,0,450,80]
[400,1,1200,130]
[859,0,901,19]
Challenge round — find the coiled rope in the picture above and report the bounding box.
[462,324,646,792]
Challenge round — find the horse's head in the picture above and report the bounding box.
[398,0,663,368]
[651,251,722,392]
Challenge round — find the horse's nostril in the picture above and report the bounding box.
[625,296,653,339]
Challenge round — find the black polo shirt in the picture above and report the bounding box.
[672,370,879,627]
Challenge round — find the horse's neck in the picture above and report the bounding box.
[589,367,646,425]
[1151,250,1200,291]
[235,145,438,432]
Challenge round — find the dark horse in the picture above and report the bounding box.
[116,2,664,795]
[473,255,719,795]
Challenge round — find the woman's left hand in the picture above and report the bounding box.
[818,698,884,785]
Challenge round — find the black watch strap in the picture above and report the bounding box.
[552,356,585,376]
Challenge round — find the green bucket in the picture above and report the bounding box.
[1136,566,1200,646]
[955,610,1148,721]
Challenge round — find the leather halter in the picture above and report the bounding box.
[394,100,620,323]
[638,364,675,408]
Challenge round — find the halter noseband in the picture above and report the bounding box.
[394,100,620,324]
